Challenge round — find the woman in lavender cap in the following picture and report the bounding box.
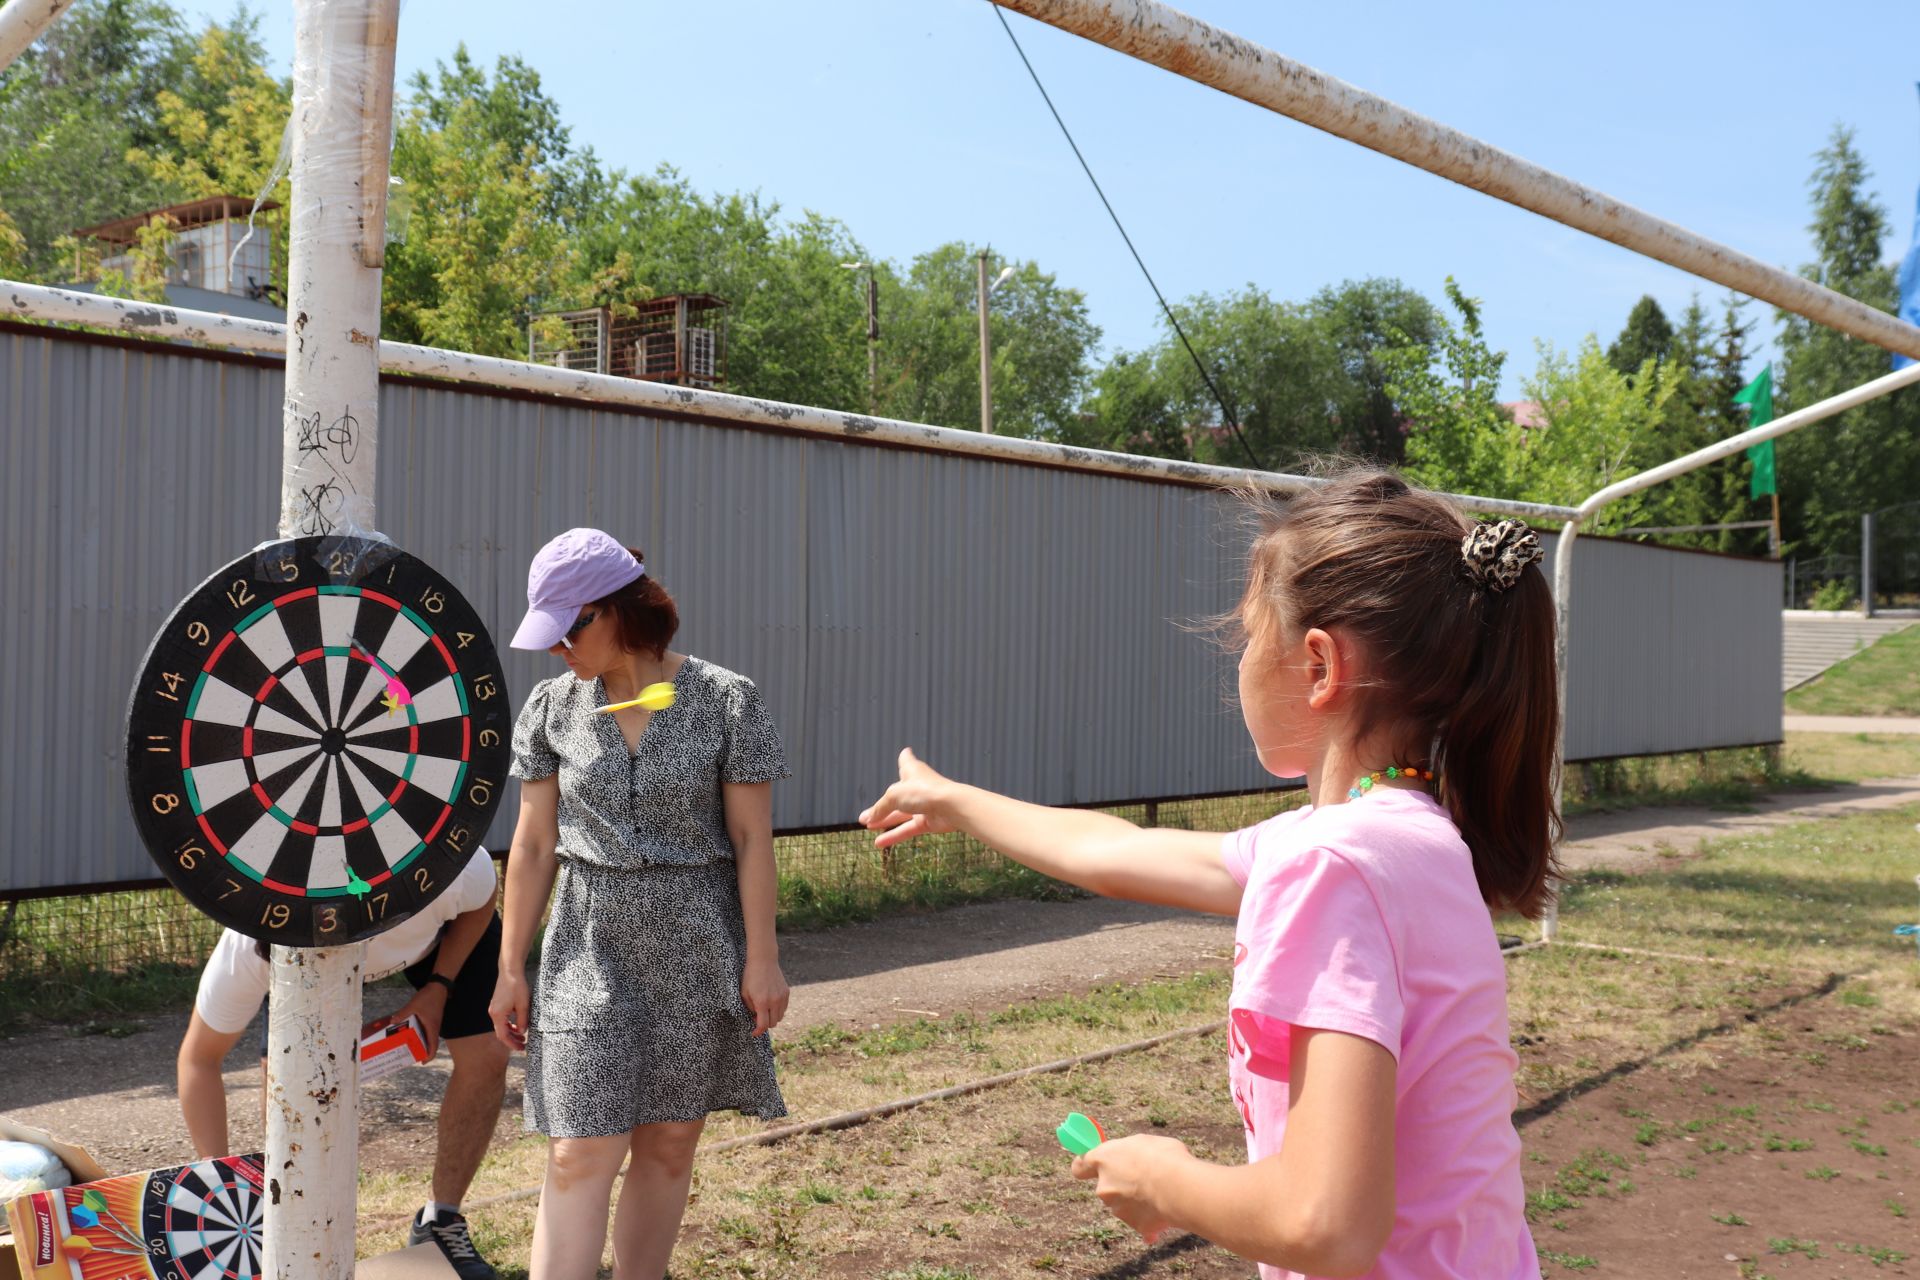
[488,528,790,1280]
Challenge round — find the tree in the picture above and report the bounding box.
[123,16,291,284]
[1773,126,1920,558]
[0,205,26,277]
[1628,294,1769,553]
[1312,277,1441,464]
[1510,337,1674,527]
[565,168,876,412]
[381,51,575,357]
[878,242,1100,440]
[0,0,193,277]
[1390,278,1513,498]
[1606,296,1675,381]
[1072,346,1190,459]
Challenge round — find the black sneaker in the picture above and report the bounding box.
[407,1209,498,1280]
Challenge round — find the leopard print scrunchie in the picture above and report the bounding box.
[1460,519,1543,593]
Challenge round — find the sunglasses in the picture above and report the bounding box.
[559,609,598,649]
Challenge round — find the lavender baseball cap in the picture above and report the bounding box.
[510,528,646,650]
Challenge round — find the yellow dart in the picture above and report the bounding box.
[594,681,676,715]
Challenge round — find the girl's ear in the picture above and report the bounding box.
[1302,626,1343,712]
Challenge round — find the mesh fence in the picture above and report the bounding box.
[0,789,1306,990]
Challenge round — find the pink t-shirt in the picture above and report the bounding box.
[1220,789,1537,1280]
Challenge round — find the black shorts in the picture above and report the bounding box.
[258,911,502,1056]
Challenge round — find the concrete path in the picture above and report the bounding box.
[1785,714,1920,735]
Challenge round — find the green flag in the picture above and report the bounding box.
[1732,366,1776,499]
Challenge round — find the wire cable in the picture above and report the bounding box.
[991,4,1266,471]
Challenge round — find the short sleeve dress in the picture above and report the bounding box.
[509,656,790,1136]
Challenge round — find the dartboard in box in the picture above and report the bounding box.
[6,1153,266,1280]
[125,537,510,946]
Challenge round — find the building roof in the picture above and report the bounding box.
[73,197,282,246]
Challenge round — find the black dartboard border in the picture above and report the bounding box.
[141,1156,266,1280]
[125,537,510,947]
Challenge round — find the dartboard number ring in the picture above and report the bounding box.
[126,537,511,946]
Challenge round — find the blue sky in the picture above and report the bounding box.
[176,0,1919,397]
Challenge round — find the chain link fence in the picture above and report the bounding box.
[0,789,1306,1011]
[1784,553,1861,610]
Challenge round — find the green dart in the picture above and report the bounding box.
[1055,1112,1105,1156]
[346,867,372,898]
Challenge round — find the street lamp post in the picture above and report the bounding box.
[977,250,1014,434]
[841,261,879,414]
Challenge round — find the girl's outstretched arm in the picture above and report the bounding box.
[1074,1026,1397,1277]
[859,749,1243,917]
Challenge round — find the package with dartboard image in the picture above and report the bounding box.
[7,1153,266,1280]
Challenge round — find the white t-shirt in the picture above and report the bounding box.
[194,850,498,1034]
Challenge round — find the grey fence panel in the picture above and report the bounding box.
[1550,533,1783,760]
[0,327,1781,895]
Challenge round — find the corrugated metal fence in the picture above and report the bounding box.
[0,324,1781,896]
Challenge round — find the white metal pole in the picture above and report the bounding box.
[1861,512,1874,618]
[264,3,399,1280]
[0,0,72,73]
[990,0,1920,363]
[978,249,993,434]
[1539,356,1920,942]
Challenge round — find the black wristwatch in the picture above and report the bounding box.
[422,973,455,995]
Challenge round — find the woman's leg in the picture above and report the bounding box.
[529,1133,629,1280]
[609,1119,706,1280]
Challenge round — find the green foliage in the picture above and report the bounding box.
[877,242,1100,439]
[0,205,26,276]
[0,0,191,277]
[1805,579,1857,612]
[1774,128,1920,559]
[1390,277,1512,497]
[1606,295,1676,381]
[1081,277,1441,469]
[1397,281,1673,520]
[381,49,578,357]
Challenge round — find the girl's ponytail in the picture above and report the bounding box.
[1238,467,1563,919]
[1435,566,1561,918]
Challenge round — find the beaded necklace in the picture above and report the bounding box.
[1348,765,1436,800]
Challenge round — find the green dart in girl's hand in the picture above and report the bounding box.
[1056,1112,1105,1156]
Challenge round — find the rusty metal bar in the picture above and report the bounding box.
[0,279,1581,522]
[989,0,1920,362]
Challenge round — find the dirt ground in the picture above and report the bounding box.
[4,780,1918,1278]
[1516,993,1917,1277]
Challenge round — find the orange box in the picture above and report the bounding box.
[359,1014,431,1084]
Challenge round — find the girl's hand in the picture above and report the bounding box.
[488,971,530,1051]
[1070,1134,1193,1244]
[858,749,963,849]
[742,956,790,1037]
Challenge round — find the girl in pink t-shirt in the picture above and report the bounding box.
[860,468,1558,1279]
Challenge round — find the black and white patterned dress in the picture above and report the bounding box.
[510,656,790,1136]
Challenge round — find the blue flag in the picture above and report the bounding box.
[1898,83,1920,371]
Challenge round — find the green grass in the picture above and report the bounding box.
[1786,624,1920,717]
[1548,803,1920,999]
[1561,746,1816,816]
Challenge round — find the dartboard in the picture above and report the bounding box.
[140,1156,266,1280]
[126,537,510,946]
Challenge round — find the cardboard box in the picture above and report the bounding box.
[354,1244,458,1280]
[0,1121,108,1280]
[2,1125,452,1280]
[8,1150,265,1280]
